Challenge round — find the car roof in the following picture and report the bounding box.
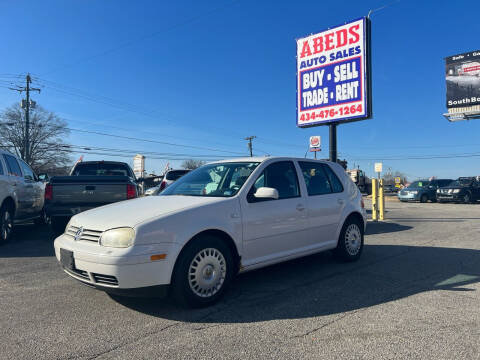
[76,161,129,165]
[209,156,335,164]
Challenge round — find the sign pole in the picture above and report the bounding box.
[329,123,337,163]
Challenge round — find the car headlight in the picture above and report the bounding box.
[410,190,418,194]
[100,227,135,248]
[436,189,440,193]
[453,189,460,194]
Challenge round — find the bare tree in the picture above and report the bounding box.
[0,104,71,173]
[181,159,206,170]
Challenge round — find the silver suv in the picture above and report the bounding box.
[0,150,46,243]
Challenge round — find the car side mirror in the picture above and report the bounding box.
[254,187,279,200]
[38,173,49,182]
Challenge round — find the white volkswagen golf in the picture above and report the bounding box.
[54,157,367,307]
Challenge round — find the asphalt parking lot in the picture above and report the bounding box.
[1,200,479,359]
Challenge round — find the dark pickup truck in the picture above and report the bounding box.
[45,161,139,232]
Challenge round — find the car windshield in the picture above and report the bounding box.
[450,179,472,187]
[408,181,429,188]
[165,170,190,181]
[161,162,259,197]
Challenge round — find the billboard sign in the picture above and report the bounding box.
[374,162,382,173]
[296,17,371,127]
[445,50,480,109]
[133,154,145,179]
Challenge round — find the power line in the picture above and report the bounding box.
[65,126,247,155]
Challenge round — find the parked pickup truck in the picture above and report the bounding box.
[45,161,139,233]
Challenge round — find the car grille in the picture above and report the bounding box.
[92,273,119,286]
[65,225,103,243]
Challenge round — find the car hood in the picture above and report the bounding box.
[402,187,424,191]
[439,186,466,190]
[69,195,226,231]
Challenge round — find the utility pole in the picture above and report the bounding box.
[244,136,256,157]
[9,73,41,163]
[329,123,337,163]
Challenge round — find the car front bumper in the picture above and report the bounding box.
[54,234,180,293]
[397,193,420,201]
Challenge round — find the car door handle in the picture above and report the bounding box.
[337,199,345,205]
[296,204,305,211]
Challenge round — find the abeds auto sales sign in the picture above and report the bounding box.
[296,17,371,127]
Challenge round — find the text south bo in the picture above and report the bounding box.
[296,18,368,127]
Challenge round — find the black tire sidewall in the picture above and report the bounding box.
[334,217,364,262]
[172,236,234,308]
[420,195,428,203]
[0,204,13,243]
[464,193,471,204]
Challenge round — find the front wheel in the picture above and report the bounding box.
[333,217,364,262]
[420,194,428,203]
[0,204,14,244]
[172,236,234,308]
[463,193,472,204]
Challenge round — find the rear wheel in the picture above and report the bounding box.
[334,217,364,262]
[172,235,234,308]
[0,204,14,244]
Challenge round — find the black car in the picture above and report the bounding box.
[436,177,480,204]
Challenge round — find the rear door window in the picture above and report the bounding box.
[3,154,22,177]
[322,164,344,193]
[299,162,332,196]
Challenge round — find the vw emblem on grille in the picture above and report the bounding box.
[74,227,83,241]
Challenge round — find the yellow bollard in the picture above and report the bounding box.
[372,178,378,221]
[379,179,385,220]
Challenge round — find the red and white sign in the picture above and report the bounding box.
[296,17,370,127]
[309,136,321,148]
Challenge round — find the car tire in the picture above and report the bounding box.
[463,193,472,204]
[172,235,234,308]
[420,194,428,203]
[51,216,68,235]
[333,217,364,262]
[0,203,14,244]
[34,208,50,226]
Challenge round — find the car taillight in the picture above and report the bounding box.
[159,181,166,191]
[127,184,137,199]
[45,184,53,201]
